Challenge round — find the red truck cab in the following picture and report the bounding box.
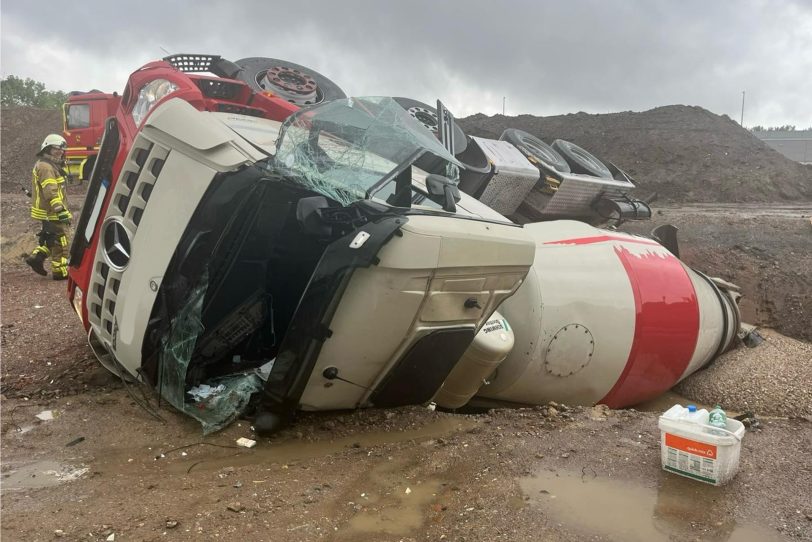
[62,91,121,180]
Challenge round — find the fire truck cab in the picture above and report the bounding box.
[62,91,121,181]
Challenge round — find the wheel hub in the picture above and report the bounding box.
[259,66,319,105]
[407,106,439,132]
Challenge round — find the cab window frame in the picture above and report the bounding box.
[66,104,91,130]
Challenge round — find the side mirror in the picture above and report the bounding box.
[425,174,460,213]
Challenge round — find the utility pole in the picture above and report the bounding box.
[740,91,746,127]
[502,97,506,116]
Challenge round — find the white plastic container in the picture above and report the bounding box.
[661,404,708,425]
[658,409,745,486]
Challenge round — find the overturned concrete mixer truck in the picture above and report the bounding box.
[65,54,742,434]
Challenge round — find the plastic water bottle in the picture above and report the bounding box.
[685,405,709,425]
[708,405,727,435]
[663,404,687,420]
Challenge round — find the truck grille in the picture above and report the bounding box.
[87,135,169,348]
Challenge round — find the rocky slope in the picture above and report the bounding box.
[1,107,62,192]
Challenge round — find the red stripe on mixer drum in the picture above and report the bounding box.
[598,246,700,408]
[544,234,662,247]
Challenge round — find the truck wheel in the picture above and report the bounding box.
[551,139,612,178]
[393,97,468,155]
[235,57,346,106]
[500,129,570,173]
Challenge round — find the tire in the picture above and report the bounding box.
[235,57,346,106]
[551,139,612,178]
[499,129,570,173]
[393,97,468,155]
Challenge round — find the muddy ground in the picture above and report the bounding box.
[1,105,811,541]
[2,190,810,541]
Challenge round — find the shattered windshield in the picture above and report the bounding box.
[274,96,461,206]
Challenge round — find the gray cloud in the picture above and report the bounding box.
[2,0,810,128]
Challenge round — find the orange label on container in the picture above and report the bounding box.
[664,433,717,459]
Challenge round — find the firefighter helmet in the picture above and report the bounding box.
[37,134,67,156]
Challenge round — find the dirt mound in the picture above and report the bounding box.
[459,105,812,204]
[3,105,810,205]
[675,329,812,417]
[1,107,62,192]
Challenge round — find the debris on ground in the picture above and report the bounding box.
[35,410,55,421]
[236,437,256,448]
[186,384,226,402]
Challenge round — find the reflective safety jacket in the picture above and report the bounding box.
[31,158,69,221]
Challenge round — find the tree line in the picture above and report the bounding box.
[1,75,68,108]
[750,125,810,132]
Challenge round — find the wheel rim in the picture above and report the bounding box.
[259,66,320,105]
[407,106,439,132]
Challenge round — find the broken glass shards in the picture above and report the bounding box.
[157,272,263,434]
[273,96,461,206]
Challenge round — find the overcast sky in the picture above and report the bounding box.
[2,0,811,128]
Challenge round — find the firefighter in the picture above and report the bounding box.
[25,134,72,280]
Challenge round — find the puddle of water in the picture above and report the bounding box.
[159,416,478,474]
[343,455,443,536]
[520,468,783,542]
[1,460,89,491]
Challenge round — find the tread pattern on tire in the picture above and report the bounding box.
[551,139,612,179]
[499,129,570,173]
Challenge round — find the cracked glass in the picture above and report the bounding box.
[158,271,263,434]
[274,96,461,206]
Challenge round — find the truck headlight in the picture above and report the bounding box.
[132,79,178,126]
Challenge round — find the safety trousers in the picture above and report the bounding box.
[31,220,70,278]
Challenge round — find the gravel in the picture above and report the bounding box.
[675,329,812,417]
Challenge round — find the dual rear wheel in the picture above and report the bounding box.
[501,128,612,178]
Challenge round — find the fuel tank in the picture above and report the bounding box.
[478,220,741,408]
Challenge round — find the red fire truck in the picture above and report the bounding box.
[62,91,121,181]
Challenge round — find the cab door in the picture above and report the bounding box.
[63,100,92,148]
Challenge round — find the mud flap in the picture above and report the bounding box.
[651,224,680,258]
